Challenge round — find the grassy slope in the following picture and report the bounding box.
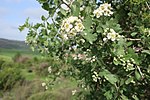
[0,53,77,100]
[0,39,78,99]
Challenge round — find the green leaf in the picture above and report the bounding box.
[34,23,41,29]
[82,30,97,44]
[84,6,92,15]
[132,95,139,100]
[105,74,118,85]
[131,32,137,36]
[121,94,129,100]
[18,18,29,31]
[71,1,80,16]
[135,70,141,80]
[113,57,120,65]
[114,38,126,56]
[142,50,150,55]
[83,16,92,29]
[60,8,67,16]
[125,77,133,84]
[44,41,49,46]
[31,46,35,52]
[105,18,122,32]
[99,69,118,85]
[104,91,112,99]
[41,15,46,21]
[37,0,48,4]
[42,3,49,11]
[97,25,103,33]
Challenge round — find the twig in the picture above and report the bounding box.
[126,38,141,41]
[52,17,60,38]
[136,66,144,78]
[60,0,71,9]
[146,2,150,10]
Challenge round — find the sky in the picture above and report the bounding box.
[0,0,48,40]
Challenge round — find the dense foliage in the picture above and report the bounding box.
[0,60,23,91]
[20,0,150,99]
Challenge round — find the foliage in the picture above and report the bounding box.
[0,60,23,91]
[28,91,70,100]
[20,0,150,99]
[12,52,22,62]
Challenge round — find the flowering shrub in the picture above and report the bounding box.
[93,3,113,17]
[60,16,84,40]
[103,28,123,41]
[20,0,150,99]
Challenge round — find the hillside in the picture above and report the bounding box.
[0,38,29,50]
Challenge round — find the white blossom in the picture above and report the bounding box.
[62,34,69,40]
[92,71,100,82]
[48,66,52,73]
[75,22,85,32]
[93,9,103,18]
[72,89,77,95]
[60,16,84,39]
[103,37,107,41]
[93,3,113,18]
[45,86,48,90]
[42,82,46,87]
[80,39,85,43]
[103,28,122,41]
[68,16,78,23]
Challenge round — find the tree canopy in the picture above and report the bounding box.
[20,0,150,99]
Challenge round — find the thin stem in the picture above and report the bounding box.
[60,0,71,9]
[136,66,144,78]
[126,38,141,41]
[52,17,60,39]
[146,2,150,10]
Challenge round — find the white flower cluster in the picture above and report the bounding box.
[41,82,48,90]
[92,71,100,82]
[72,89,77,95]
[61,16,85,40]
[85,56,96,63]
[143,28,150,36]
[126,58,136,71]
[72,53,86,60]
[48,66,52,73]
[114,55,137,71]
[71,53,96,63]
[103,28,123,41]
[93,3,113,18]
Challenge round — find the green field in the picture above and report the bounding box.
[0,48,41,57]
[0,48,78,100]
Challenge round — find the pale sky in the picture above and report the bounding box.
[0,0,48,40]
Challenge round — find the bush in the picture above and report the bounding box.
[0,61,23,90]
[35,57,64,77]
[28,91,70,100]
[12,80,45,100]
[12,52,21,62]
[0,59,5,70]
[20,0,150,99]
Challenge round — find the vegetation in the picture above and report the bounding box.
[0,52,77,100]
[20,0,150,99]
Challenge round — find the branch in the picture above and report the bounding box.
[146,2,150,10]
[51,17,60,38]
[136,66,144,79]
[60,0,71,9]
[126,38,141,41]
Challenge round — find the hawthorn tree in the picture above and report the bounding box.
[20,0,150,99]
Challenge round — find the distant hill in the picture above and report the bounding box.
[0,38,29,50]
